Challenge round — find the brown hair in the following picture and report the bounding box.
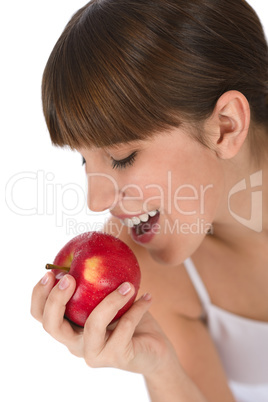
[42,0,268,149]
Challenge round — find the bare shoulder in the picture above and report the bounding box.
[103,217,203,319]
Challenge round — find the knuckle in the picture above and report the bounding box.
[42,320,50,334]
[30,306,40,321]
[83,345,109,369]
[86,360,97,368]
[83,346,122,370]
[67,345,81,358]
[30,298,43,323]
[118,315,133,330]
[84,354,100,368]
[42,314,53,334]
[42,319,59,337]
[84,314,100,334]
[42,311,56,335]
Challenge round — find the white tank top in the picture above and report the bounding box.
[184,258,268,402]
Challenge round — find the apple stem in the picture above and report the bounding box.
[46,264,70,272]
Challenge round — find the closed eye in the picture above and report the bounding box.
[111,151,137,170]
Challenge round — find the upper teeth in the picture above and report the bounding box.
[122,210,158,228]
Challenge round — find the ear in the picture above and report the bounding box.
[206,91,251,159]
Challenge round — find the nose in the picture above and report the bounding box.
[86,172,120,212]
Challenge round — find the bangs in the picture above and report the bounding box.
[42,0,268,152]
[42,1,181,149]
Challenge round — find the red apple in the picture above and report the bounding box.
[46,231,141,327]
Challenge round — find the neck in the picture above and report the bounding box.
[212,129,268,255]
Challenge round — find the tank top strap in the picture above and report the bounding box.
[184,257,211,307]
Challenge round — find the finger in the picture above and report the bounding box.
[83,282,135,362]
[108,293,152,348]
[31,272,56,322]
[42,274,78,344]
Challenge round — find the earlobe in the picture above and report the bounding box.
[211,91,250,159]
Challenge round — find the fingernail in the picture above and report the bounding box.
[41,273,49,286]
[118,282,131,295]
[55,271,65,280]
[142,293,152,301]
[59,276,70,290]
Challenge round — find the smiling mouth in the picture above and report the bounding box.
[121,210,160,236]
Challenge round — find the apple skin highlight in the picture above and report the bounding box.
[46,232,141,327]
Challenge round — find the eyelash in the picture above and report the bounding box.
[81,151,137,170]
[111,151,137,170]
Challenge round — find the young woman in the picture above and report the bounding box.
[31,1,268,401]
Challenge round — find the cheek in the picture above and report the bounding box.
[174,184,220,220]
[157,170,220,220]
[166,151,223,223]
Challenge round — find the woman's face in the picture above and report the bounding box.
[80,127,224,266]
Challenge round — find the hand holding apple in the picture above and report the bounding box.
[46,231,141,327]
[31,231,176,380]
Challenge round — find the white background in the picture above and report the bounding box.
[1,1,267,401]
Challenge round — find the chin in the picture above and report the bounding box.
[150,233,206,267]
[150,246,186,267]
